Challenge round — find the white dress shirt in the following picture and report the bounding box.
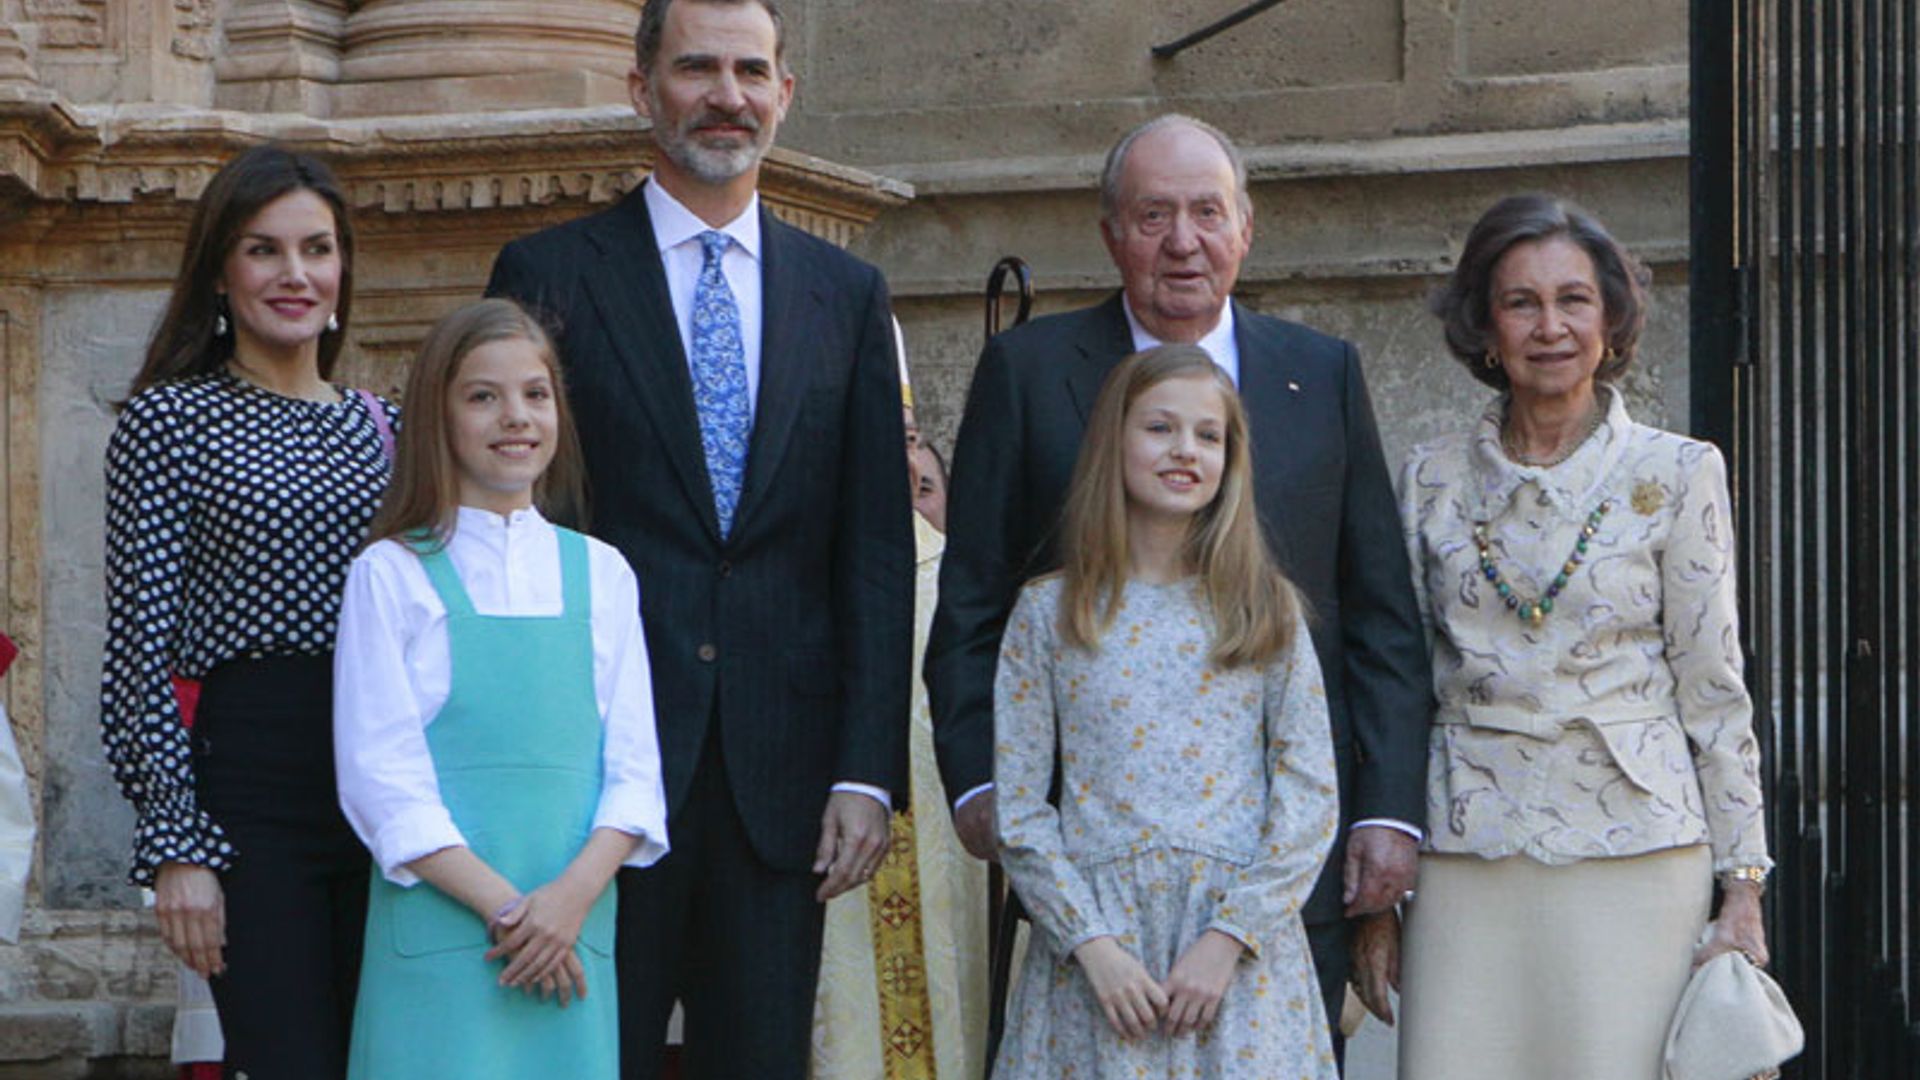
[1123,298,1242,384]
[645,178,765,412]
[334,507,670,887]
[645,177,889,811]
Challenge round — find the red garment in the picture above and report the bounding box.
[171,675,201,729]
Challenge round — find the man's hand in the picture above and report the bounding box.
[1343,826,1419,917]
[952,788,997,862]
[813,791,891,901]
[1349,909,1400,1025]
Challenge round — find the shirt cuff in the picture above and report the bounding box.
[953,782,993,814]
[592,789,670,871]
[1350,817,1424,843]
[831,781,891,809]
[371,805,468,888]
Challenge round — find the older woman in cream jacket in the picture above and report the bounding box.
[1354,193,1771,1080]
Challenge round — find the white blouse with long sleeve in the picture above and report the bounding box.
[1397,385,1771,873]
[334,506,670,886]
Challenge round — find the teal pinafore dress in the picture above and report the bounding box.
[347,528,618,1079]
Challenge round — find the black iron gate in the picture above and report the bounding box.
[1692,1,1919,1077]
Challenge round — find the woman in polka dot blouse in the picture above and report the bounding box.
[99,145,397,1080]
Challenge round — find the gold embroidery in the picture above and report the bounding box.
[1631,480,1665,515]
[867,807,937,1079]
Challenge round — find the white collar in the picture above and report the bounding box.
[1468,383,1634,520]
[452,504,547,535]
[644,178,762,262]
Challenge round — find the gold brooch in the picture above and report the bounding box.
[1631,480,1665,515]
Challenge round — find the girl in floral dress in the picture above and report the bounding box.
[992,344,1341,1079]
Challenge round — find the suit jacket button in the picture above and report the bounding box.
[717,561,732,578]
[697,643,717,663]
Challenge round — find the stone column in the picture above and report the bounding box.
[0,5,37,89]
[213,0,349,115]
[335,0,641,117]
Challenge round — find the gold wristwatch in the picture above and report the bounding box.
[1719,865,1769,894]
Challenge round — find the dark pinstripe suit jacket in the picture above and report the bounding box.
[487,182,914,872]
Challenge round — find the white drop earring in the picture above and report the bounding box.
[214,298,229,337]
[326,312,340,333]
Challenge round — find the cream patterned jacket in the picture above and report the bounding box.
[1397,385,1771,873]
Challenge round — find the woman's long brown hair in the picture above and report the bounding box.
[367,299,587,549]
[127,145,355,402]
[1055,344,1300,668]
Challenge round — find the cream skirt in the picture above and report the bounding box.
[1397,846,1712,1080]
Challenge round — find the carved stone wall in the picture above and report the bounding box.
[0,0,1690,1075]
[0,4,906,1069]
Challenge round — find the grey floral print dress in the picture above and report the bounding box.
[992,576,1341,1080]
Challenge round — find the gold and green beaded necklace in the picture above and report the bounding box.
[1473,499,1613,626]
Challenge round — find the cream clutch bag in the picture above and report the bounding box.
[1663,935,1803,1080]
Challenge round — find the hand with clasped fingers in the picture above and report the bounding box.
[486,879,598,1007]
[1072,936,1170,1040]
[407,828,638,1008]
[1161,929,1245,1037]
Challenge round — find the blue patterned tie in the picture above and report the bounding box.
[690,230,751,537]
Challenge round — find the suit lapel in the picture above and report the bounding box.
[1233,301,1309,507]
[581,185,723,541]
[1063,293,1137,424]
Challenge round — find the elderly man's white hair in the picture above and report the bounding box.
[1097,114,1253,236]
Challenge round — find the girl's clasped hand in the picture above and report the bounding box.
[485,880,596,1006]
[1074,929,1246,1039]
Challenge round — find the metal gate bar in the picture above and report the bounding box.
[1692,2,1919,1076]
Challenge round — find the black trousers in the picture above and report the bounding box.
[192,655,370,1080]
[616,727,825,1080]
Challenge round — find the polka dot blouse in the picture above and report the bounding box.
[100,371,397,887]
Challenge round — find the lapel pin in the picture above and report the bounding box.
[1287,381,1301,393]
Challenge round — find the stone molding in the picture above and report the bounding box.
[0,99,913,223]
[876,118,1688,197]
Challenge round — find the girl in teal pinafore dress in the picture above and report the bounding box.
[333,299,669,1078]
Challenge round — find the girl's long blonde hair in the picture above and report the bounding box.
[1056,344,1300,668]
[368,298,586,549]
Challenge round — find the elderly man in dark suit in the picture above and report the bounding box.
[485,1,913,1076]
[925,114,1433,1054]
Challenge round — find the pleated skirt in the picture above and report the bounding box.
[1397,846,1712,1080]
